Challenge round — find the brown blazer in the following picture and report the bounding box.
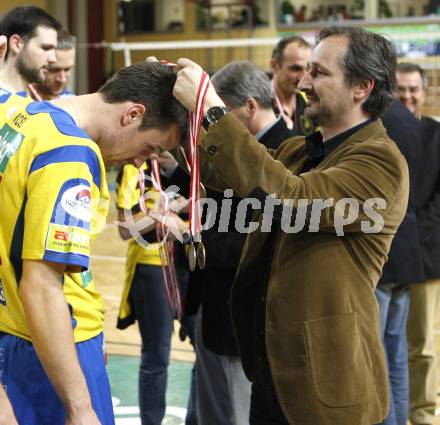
[193,114,409,425]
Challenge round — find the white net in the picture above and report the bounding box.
[96,20,440,117]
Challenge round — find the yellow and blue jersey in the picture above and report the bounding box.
[116,163,171,329]
[0,101,109,342]
[0,88,32,126]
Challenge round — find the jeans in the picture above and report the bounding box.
[375,282,410,425]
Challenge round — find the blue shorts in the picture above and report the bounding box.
[0,332,115,425]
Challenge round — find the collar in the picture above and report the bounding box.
[255,117,281,141]
[304,118,375,168]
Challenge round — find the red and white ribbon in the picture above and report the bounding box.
[138,164,182,320]
[188,71,210,243]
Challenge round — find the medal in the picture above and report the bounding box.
[188,241,197,272]
[196,241,206,269]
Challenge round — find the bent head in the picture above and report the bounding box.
[98,61,188,166]
[211,61,274,135]
[298,26,397,126]
[37,29,76,99]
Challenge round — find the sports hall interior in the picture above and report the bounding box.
[1,0,440,423]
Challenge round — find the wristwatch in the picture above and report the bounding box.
[202,106,229,130]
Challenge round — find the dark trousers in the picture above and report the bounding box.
[130,263,197,425]
[250,356,289,425]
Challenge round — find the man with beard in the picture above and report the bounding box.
[171,25,408,424]
[0,6,60,98]
[32,29,76,100]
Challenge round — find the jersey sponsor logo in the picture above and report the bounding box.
[0,124,25,173]
[45,223,90,257]
[12,112,28,128]
[0,278,5,306]
[60,184,92,222]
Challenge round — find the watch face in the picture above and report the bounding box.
[208,106,227,124]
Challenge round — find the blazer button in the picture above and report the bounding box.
[207,145,217,155]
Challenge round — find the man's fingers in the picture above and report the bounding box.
[176,57,200,70]
[0,36,7,63]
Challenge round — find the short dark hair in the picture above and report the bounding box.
[0,6,62,59]
[211,61,273,109]
[397,62,428,89]
[57,29,76,51]
[99,62,188,135]
[272,36,310,65]
[316,26,397,119]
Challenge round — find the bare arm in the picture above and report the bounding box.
[19,260,101,425]
[0,385,18,425]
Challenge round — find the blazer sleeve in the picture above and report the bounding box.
[197,113,409,235]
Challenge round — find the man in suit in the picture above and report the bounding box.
[396,62,440,425]
[190,61,295,425]
[375,101,425,425]
[172,25,408,425]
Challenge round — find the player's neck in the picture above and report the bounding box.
[0,61,29,92]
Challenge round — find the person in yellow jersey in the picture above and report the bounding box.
[116,162,193,425]
[0,52,187,425]
[0,6,61,124]
[0,34,18,425]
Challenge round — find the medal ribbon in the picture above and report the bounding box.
[138,162,182,320]
[188,71,209,243]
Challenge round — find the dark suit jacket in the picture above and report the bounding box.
[189,114,409,425]
[187,117,295,355]
[379,101,425,284]
[417,116,440,278]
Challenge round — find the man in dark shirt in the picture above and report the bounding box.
[165,61,294,425]
[172,25,408,425]
[375,100,424,425]
[396,62,440,425]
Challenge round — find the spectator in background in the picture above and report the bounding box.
[33,29,76,99]
[396,62,440,425]
[375,100,424,425]
[270,36,317,134]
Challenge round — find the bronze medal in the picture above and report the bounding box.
[197,241,206,270]
[188,242,197,272]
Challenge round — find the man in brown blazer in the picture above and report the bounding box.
[173,26,409,425]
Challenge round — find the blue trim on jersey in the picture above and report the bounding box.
[26,101,90,139]
[43,251,89,270]
[59,88,74,97]
[15,91,28,98]
[29,145,101,188]
[49,178,91,230]
[0,92,11,104]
